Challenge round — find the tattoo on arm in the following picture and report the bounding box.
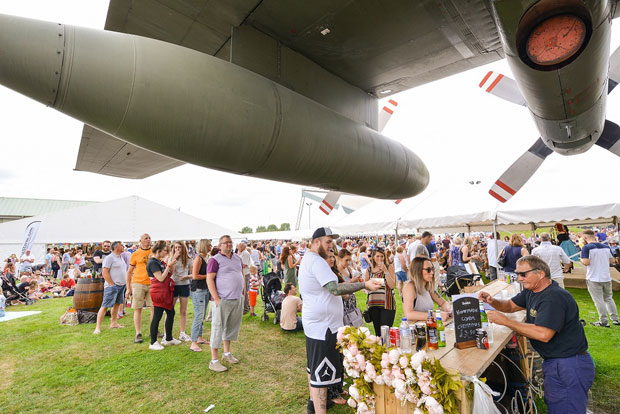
[325,281,365,296]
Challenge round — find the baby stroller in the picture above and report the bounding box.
[1,274,35,305]
[444,266,482,296]
[260,272,285,324]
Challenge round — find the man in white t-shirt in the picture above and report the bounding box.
[238,242,252,315]
[531,232,570,288]
[299,227,381,414]
[407,234,422,263]
[20,250,35,274]
[580,230,619,327]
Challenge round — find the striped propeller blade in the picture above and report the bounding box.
[378,99,398,133]
[489,138,552,203]
[319,191,341,215]
[479,71,527,107]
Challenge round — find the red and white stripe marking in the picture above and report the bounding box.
[394,199,402,205]
[319,199,334,215]
[489,180,516,203]
[381,99,398,115]
[479,71,504,93]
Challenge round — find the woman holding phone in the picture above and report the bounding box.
[189,239,212,352]
[147,241,181,350]
[170,241,193,342]
[363,247,396,335]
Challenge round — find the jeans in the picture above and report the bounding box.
[150,306,174,344]
[190,288,210,342]
[542,353,594,414]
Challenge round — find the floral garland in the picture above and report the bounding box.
[337,326,461,414]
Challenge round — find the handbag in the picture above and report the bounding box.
[497,248,507,268]
[362,308,372,323]
[344,308,364,328]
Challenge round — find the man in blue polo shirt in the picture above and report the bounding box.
[479,255,594,414]
[580,229,619,327]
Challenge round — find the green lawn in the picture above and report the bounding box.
[0,288,618,413]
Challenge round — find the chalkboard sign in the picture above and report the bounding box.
[452,294,481,349]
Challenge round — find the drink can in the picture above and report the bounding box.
[389,327,400,348]
[381,325,390,346]
[415,322,427,351]
[476,328,489,350]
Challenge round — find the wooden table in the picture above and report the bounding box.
[374,280,526,414]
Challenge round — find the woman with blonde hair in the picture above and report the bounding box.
[189,239,212,352]
[170,241,192,342]
[403,257,451,322]
[449,237,462,267]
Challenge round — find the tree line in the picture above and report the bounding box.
[239,223,291,234]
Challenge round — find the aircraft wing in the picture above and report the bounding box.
[104,0,504,97]
[74,126,184,179]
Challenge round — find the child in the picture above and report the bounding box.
[248,265,260,317]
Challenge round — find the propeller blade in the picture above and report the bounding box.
[319,191,341,215]
[595,119,620,156]
[378,99,398,133]
[395,199,402,204]
[489,138,552,203]
[479,71,527,106]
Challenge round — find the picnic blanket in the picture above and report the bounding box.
[0,311,41,322]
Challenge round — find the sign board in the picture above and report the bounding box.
[452,294,481,349]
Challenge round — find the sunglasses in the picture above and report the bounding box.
[423,267,433,273]
[515,268,540,278]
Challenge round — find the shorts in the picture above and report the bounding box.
[101,285,126,308]
[306,329,342,388]
[131,283,152,308]
[248,290,258,307]
[396,271,408,282]
[173,284,190,298]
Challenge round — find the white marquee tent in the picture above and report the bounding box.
[0,196,241,263]
[332,185,620,235]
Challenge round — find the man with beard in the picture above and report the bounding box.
[93,240,112,276]
[479,255,594,414]
[299,227,382,414]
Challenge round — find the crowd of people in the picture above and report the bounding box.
[1,224,619,414]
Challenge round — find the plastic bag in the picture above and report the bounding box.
[462,375,501,414]
[59,307,78,326]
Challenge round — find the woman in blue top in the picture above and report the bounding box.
[359,246,371,273]
[502,234,529,274]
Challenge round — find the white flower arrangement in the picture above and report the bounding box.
[337,326,461,414]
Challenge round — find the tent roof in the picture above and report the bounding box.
[0,195,240,243]
[0,197,95,218]
[333,185,620,235]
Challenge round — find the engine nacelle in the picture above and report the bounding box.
[492,0,611,155]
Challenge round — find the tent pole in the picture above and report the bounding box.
[493,218,499,264]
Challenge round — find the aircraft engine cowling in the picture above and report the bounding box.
[0,14,429,199]
[492,0,612,155]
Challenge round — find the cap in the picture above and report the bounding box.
[312,227,340,240]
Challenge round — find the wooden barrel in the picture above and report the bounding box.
[73,278,104,311]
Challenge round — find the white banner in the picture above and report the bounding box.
[20,220,41,257]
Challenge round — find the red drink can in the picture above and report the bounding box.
[389,327,400,348]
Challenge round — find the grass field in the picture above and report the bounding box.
[1,288,618,414]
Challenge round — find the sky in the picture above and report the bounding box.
[1,0,620,234]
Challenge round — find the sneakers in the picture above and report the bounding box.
[149,342,165,351]
[590,321,610,328]
[613,321,620,326]
[307,398,335,413]
[134,333,143,343]
[178,332,191,342]
[161,338,182,346]
[209,360,228,372]
[222,353,239,364]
